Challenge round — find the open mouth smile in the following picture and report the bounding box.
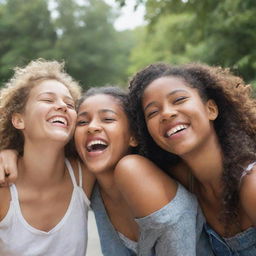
[86,139,108,152]
[48,116,68,127]
[165,124,189,137]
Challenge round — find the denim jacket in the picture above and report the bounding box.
[204,162,256,256]
[91,185,136,256]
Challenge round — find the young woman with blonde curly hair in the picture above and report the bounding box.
[0,59,94,256]
[128,63,256,255]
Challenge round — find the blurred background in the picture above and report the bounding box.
[1,1,255,254]
[0,0,256,90]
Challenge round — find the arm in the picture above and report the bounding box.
[0,149,18,186]
[114,154,178,218]
[0,186,11,221]
[114,155,199,256]
[240,165,256,225]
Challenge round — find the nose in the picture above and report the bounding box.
[55,99,68,112]
[87,120,102,134]
[160,104,177,123]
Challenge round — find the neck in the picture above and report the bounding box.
[95,170,122,202]
[182,132,223,194]
[18,141,66,188]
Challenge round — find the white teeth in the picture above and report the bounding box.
[87,140,107,149]
[166,124,188,137]
[48,116,67,126]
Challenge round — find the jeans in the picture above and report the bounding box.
[204,224,256,256]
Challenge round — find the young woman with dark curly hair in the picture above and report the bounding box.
[128,62,256,255]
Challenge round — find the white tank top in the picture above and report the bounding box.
[0,159,90,256]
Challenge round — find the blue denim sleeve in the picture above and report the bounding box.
[91,185,136,256]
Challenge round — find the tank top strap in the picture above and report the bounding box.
[241,161,256,180]
[77,161,83,188]
[245,161,256,172]
[9,184,19,201]
[65,158,79,187]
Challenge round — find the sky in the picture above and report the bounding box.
[49,0,146,31]
[105,0,146,31]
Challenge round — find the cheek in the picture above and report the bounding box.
[69,110,77,123]
[72,111,78,120]
[74,128,84,150]
[146,125,162,149]
[146,119,158,138]
[146,120,166,148]
[194,108,211,125]
[147,125,154,139]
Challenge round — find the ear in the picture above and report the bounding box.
[129,136,138,148]
[206,99,218,121]
[12,113,25,130]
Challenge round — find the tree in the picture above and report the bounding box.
[0,0,136,88]
[128,14,192,75]
[117,0,256,84]
[53,0,134,88]
[0,0,57,85]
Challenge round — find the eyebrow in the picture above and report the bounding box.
[77,109,117,117]
[100,109,117,115]
[144,89,188,112]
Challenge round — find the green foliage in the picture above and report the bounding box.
[2,0,255,88]
[0,0,135,88]
[128,14,193,75]
[53,0,125,88]
[123,0,256,83]
[0,0,57,84]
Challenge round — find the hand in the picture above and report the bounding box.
[0,150,18,186]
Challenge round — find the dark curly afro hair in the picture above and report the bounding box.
[128,62,256,233]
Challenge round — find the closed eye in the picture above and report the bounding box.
[103,118,116,123]
[146,110,158,119]
[41,98,54,103]
[76,120,89,126]
[173,96,187,104]
[66,103,75,109]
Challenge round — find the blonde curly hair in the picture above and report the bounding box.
[0,59,81,154]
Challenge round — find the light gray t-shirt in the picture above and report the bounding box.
[91,183,214,256]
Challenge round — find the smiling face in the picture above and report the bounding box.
[142,76,218,158]
[12,79,77,145]
[74,94,136,174]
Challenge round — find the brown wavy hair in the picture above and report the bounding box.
[0,59,81,156]
[128,62,256,232]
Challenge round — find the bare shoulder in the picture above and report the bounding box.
[67,158,95,199]
[114,154,178,218]
[240,165,256,224]
[0,186,11,221]
[115,154,171,180]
